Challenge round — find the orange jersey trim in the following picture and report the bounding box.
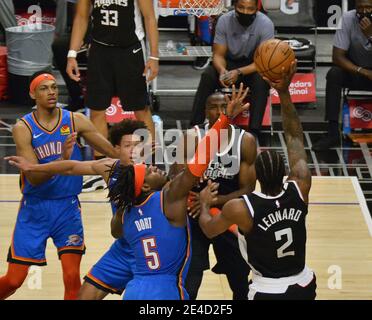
[20,118,33,134]
[20,173,25,193]
[57,244,85,252]
[177,222,191,300]
[134,192,155,207]
[31,108,62,134]
[85,272,121,294]
[69,111,75,133]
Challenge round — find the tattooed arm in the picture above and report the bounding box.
[264,61,311,203]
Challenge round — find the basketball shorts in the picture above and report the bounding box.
[248,270,317,300]
[123,274,189,300]
[8,195,85,266]
[84,238,136,295]
[86,41,148,111]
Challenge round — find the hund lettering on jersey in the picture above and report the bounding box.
[34,142,62,160]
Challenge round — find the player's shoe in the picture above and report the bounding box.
[82,176,107,193]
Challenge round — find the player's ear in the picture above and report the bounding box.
[29,91,36,100]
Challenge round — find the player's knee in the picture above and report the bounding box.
[62,268,81,286]
[6,276,25,291]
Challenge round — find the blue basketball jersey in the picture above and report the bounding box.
[20,108,83,199]
[123,192,191,287]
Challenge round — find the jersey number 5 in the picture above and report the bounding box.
[100,10,118,27]
[142,237,160,270]
[275,228,295,258]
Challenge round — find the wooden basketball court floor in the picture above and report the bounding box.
[0,175,371,300]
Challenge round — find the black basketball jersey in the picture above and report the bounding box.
[91,0,144,47]
[193,123,245,195]
[239,181,308,278]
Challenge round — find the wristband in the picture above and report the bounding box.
[67,50,77,58]
[356,66,363,74]
[149,56,160,61]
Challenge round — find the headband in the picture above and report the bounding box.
[134,164,146,198]
[30,73,56,94]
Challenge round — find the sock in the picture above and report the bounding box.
[60,254,82,300]
[0,263,29,300]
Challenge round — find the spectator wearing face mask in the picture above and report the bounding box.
[312,0,372,151]
[189,0,274,137]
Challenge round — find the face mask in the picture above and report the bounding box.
[356,11,372,23]
[236,11,257,27]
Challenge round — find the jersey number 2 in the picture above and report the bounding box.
[100,10,118,26]
[142,237,160,270]
[275,228,295,258]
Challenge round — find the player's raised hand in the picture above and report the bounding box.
[263,60,297,94]
[199,180,219,207]
[5,156,33,172]
[62,132,77,160]
[188,191,201,218]
[224,83,250,119]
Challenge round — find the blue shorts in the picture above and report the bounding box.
[84,238,136,295]
[123,274,189,300]
[8,195,85,266]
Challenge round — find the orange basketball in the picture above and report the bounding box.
[254,39,296,82]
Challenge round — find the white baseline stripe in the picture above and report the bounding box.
[351,176,372,237]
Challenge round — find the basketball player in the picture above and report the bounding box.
[175,92,257,300]
[198,62,317,300]
[8,84,249,300]
[67,0,158,192]
[7,119,147,299]
[0,71,120,300]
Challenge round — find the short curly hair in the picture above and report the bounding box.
[109,119,147,146]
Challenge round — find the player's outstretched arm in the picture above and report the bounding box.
[73,113,118,159]
[263,61,311,203]
[6,156,116,183]
[12,121,78,185]
[164,84,249,225]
